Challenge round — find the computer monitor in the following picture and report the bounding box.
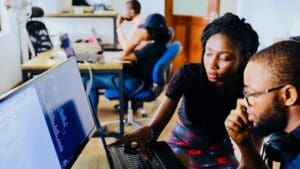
[0,58,95,169]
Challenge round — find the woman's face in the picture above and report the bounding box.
[203,33,242,88]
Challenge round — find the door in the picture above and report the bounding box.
[165,0,220,74]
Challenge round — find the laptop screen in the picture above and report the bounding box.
[0,58,95,169]
[91,28,104,45]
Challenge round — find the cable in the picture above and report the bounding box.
[84,61,93,96]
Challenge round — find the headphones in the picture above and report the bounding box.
[264,126,300,163]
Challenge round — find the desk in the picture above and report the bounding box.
[45,12,118,44]
[21,43,126,138]
[71,138,112,169]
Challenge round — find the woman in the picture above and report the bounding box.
[85,13,169,112]
[111,13,259,168]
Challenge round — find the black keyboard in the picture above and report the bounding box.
[115,146,163,169]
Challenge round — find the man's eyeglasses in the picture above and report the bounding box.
[243,85,286,106]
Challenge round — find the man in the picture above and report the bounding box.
[225,40,300,169]
[116,0,144,50]
[116,0,146,113]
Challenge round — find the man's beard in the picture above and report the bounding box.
[251,98,287,137]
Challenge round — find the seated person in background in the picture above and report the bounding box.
[116,0,146,112]
[111,13,260,168]
[86,13,169,112]
[117,0,172,55]
[116,0,144,50]
[225,40,300,169]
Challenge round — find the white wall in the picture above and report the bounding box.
[217,0,300,50]
[220,0,237,16]
[0,2,22,94]
[236,0,299,49]
[289,0,300,36]
[112,0,164,17]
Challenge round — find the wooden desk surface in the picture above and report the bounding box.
[71,138,114,169]
[45,12,118,17]
[22,43,125,71]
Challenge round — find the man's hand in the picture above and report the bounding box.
[225,99,252,145]
[117,15,125,28]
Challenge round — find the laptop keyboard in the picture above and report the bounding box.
[115,146,164,169]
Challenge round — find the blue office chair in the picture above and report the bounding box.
[103,41,182,127]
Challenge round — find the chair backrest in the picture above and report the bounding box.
[26,21,53,54]
[150,41,182,99]
[30,7,44,18]
[167,27,175,46]
[26,7,52,55]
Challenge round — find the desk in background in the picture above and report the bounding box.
[21,43,126,138]
[44,12,118,44]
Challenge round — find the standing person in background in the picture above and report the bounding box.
[225,41,300,169]
[111,13,260,168]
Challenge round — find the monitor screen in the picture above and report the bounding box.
[72,0,90,6]
[0,58,95,169]
[0,87,61,169]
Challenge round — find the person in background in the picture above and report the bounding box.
[225,40,300,169]
[111,13,260,168]
[116,0,144,50]
[116,1,173,113]
[116,0,146,112]
[87,13,169,113]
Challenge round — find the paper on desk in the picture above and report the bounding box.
[53,51,67,58]
[103,52,130,63]
[103,51,123,57]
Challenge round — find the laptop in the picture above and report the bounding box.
[91,102,186,169]
[85,74,186,168]
[0,58,185,169]
[91,28,123,51]
[60,33,103,63]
